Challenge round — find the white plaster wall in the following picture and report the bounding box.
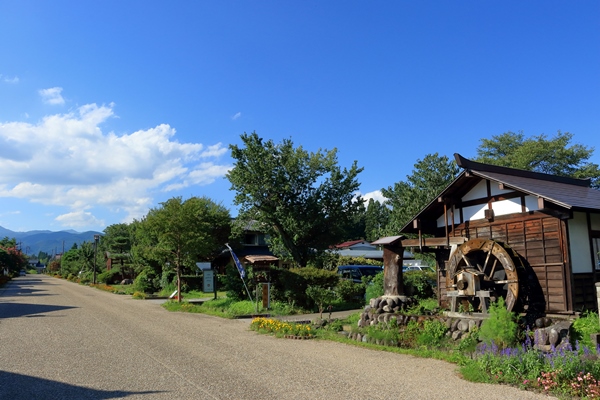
[568,211,593,273]
[490,183,513,196]
[462,204,487,221]
[436,205,461,227]
[524,195,540,212]
[461,181,487,201]
[491,198,522,216]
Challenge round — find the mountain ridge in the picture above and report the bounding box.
[0,225,103,256]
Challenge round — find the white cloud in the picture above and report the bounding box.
[55,210,104,228]
[0,103,232,226]
[1,75,19,84]
[361,190,387,203]
[232,112,241,120]
[39,87,65,105]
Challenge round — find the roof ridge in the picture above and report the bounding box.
[454,153,591,187]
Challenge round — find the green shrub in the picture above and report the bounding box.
[416,319,448,347]
[335,279,365,303]
[478,297,518,349]
[78,271,92,284]
[160,268,177,290]
[572,311,600,349]
[221,264,251,301]
[269,266,338,309]
[403,270,436,298]
[133,268,160,294]
[132,291,147,299]
[97,268,122,285]
[365,271,384,302]
[457,327,479,355]
[180,275,203,292]
[306,285,337,317]
[398,320,421,347]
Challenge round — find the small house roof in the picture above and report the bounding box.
[371,236,405,245]
[333,239,370,249]
[244,255,279,263]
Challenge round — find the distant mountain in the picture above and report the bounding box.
[0,226,103,256]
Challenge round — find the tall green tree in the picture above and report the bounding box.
[476,131,600,188]
[139,196,231,301]
[227,132,364,267]
[103,223,132,255]
[60,247,81,277]
[364,198,390,242]
[382,153,459,234]
[103,223,134,277]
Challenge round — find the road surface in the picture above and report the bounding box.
[0,275,552,399]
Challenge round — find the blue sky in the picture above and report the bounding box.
[0,1,598,233]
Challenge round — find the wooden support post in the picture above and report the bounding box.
[383,242,404,296]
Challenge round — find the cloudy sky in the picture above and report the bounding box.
[0,1,598,233]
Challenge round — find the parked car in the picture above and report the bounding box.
[337,265,383,284]
[403,265,435,273]
[19,270,26,276]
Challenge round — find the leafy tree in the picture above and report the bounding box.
[37,251,51,265]
[306,285,337,318]
[60,248,81,277]
[103,223,134,279]
[0,237,27,276]
[364,198,390,242]
[138,196,231,301]
[79,241,96,280]
[227,132,364,267]
[381,153,459,234]
[476,131,600,188]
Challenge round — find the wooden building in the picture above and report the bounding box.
[397,154,600,315]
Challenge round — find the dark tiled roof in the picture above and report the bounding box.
[400,154,600,234]
[474,170,600,210]
[455,153,600,211]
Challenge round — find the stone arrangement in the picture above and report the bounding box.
[347,295,574,349]
[348,295,483,345]
[532,317,572,351]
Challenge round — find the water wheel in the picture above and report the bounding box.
[446,238,523,312]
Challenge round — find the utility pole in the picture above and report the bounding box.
[93,235,100,284]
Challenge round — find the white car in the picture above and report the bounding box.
[403,265,434,273]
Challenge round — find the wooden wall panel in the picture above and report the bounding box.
[444,212,570,313]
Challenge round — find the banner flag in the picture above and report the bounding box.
[225,243,246,279]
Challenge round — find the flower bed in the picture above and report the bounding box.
[250,317,314,338]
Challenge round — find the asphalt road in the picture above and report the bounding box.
[0,275,553,400]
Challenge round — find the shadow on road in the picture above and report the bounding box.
[0,303,77,319]
[0,370,165,399]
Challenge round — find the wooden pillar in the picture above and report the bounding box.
[383,243,404,296]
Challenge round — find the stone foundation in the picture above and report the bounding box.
[350,296,574,349]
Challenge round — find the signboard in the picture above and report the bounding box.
[196,262,212,271]
[203,270,214,293]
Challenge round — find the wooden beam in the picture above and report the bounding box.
[538,197,545,209]
[402,237,467,247]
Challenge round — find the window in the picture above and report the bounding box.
[244,233,268,246]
